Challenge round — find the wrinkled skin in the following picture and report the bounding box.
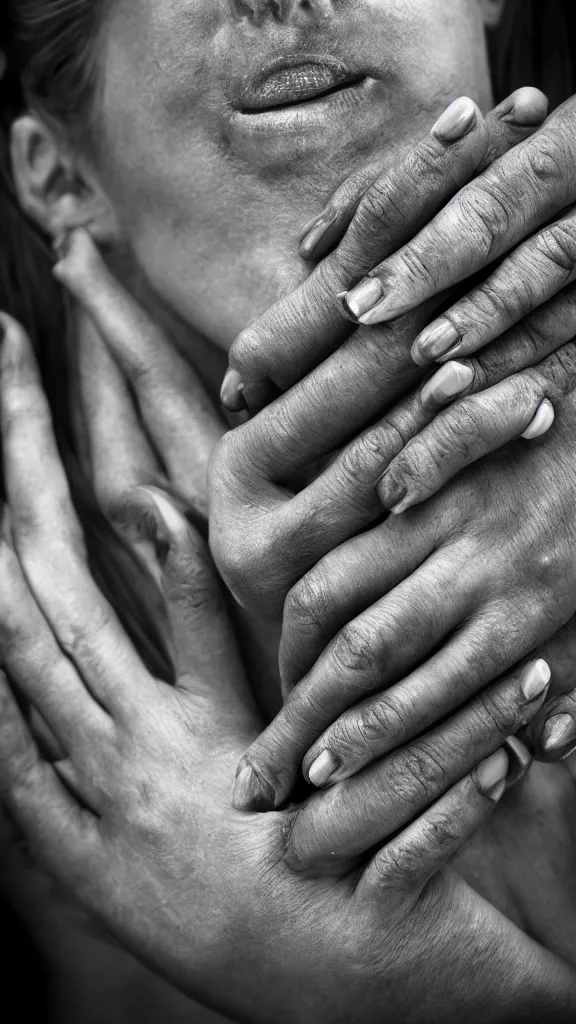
[2,316,575,1023]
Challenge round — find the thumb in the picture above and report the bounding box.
[122,487,259,725]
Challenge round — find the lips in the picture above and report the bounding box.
[233,57,366,113]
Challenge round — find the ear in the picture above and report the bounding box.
[477,0,507,27]
[10,113,120,246]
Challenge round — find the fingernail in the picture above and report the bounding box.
[337,291,361,324]
[541,713,576,758]
[343,278,384,322]
[520,658,551,701]
[431,97,478,143]
[220,368,247,413]
[420,360,474,406]
[503,736,532,787]
[521,398,555,440]
[233,763,276,811]
[299,211,338,261]
[473,748,509,801]
[412,320,460,365]
[377,473,406,511]
[508,87,549,126]
[308,749,339,787]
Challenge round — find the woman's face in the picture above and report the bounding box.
[94,0,493,348]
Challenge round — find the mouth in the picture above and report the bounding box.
[234,57,368,114]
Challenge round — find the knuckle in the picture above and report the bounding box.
[538,345,576,393]
[520,133,567,186]
[338,423,404,490]
[477,687,520,737]
[536,221,576,275]
[458,184,512,255]
[473,274,534,321]
[356,177,405,231]
[123,785,166,847]
[285,573,330,634]
[412,137,449,178]
[356,694,410,746]
[372,841,420,888]
[332,623,381,682]
[397,744,447,802]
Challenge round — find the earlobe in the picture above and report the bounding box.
[10,114,119,246]
[477,0,507,28]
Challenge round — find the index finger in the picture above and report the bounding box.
[223,92,546,410]
[55,230,223,517]
[343,101,576,326]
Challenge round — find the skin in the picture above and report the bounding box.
[3,0,576,1017]
[0,313,575,1024]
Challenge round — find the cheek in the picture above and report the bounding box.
[102,148,309,348]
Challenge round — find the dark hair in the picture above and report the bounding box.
[0,1,173,682]
[487,0,575,111]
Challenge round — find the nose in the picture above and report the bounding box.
[229,0,334,25]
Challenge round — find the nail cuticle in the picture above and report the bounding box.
[344,277,384,321]
[337,291,361,324]
[520,659,551,701]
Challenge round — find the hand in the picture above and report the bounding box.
[1,315,574,1024]
[54,227,224,526]
[337,95,576,372]
[232,376,576,811]
[211,91,557,619]
[220,88,548,410]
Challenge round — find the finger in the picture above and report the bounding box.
[298,88,548,266]
[0,670,99,879]
[128,487,259,737]
[311,281,576,529]
[286,659,548,871]
[304,651,550,789]
[526,690,576,763]
[343,110,576,326]
[401,283,576,427]
[279,513,436,690]
[0,538,112,755]
[55,230,223,517]
[377,371,557,514]
[412,210,576,365]
[0,314,156,714]
[359,749,512,899]
[75,308,163,513]
[300,594,556,790]
[223,93,537,409]
[234,543,475,811]
[298,156,389,263]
